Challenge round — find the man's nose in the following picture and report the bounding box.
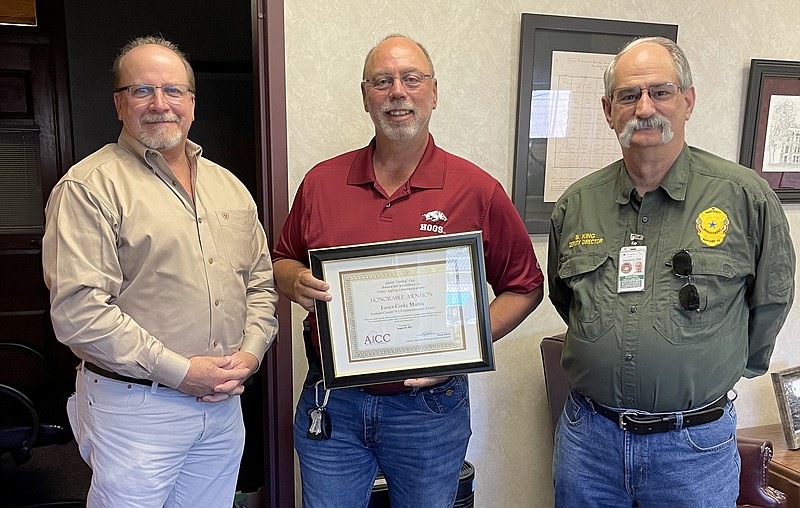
[634,90,657,117]
[148,89,171,110]
[388,78,407,99]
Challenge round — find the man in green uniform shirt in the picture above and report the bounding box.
[548,36,795,507]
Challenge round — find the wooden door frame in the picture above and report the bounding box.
[252,1,294,507]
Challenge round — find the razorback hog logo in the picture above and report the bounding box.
[420,210,447,234]
[422,210,448,222]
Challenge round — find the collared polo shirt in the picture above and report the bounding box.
[273,135,543,358]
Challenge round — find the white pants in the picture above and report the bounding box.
[67,365,245,508]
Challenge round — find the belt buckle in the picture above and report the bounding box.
[618,411,637,430]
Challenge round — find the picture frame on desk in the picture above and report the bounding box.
[771,365,800,449]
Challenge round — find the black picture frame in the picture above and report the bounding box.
[512,14,678,234]
[739,59,800,203]
[309,231,494,389]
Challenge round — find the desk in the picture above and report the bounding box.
[739,424,800,508]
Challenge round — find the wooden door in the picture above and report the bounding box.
[0,2,75,389]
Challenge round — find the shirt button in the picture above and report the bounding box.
[213,341,218,347]
[385,203,391,208]
[172,180,177,186]
[208,258,214,264]
[625,353,634,361]
[198,218,203,224]
[642,216,649,223]
[214,299,220,306]
[629,305,637,313]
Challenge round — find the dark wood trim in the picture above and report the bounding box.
[46,0,75,176]
[252,0,293,507]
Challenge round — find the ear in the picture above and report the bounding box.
[431,78,438,110]
[113,92,124,121]
[361,82,370,113]
[601,96,613,128]
[683,85,696,120]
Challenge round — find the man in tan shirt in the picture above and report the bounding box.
[42,36,278,507]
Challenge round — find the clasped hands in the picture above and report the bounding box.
[177,350,259,403]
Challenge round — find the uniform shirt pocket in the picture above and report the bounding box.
[558,253,615,342]
[655,249,737,344]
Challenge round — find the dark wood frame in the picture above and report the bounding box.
[309,232,494,390]
[252,0,293,506]
[738,59,800,203]
[511,14,678,234]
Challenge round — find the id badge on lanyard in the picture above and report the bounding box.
[618,233,646,293]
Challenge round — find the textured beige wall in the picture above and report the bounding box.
[284,1,800,505]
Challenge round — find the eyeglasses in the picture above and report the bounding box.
[610,82,682,105]
[672,250,700,311]
[114,84,194,102]
[362,71,433,91]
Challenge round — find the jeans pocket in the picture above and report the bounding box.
[685,404,736,452]
[563,391,589,426]
[85,376,147,413]
[418,375,468,414]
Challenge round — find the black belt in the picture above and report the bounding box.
[593,394,729,435]
[361,385,413,396]
[84,362,153,386]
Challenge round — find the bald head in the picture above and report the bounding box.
[362,34,435,80]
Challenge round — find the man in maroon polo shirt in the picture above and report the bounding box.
[272,34,544,508]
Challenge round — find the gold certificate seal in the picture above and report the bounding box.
[695,207,729,246]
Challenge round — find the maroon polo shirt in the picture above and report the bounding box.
[273,135,543,391]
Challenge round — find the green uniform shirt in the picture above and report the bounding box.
[548,144,795,412]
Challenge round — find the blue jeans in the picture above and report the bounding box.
[294,372,471,508]
[553,390,740,507]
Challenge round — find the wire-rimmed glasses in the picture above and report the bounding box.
[610,82,682,106]
[114,84,193,102]
[362,72,433,92]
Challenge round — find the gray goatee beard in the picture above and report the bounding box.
[618,115,673,148]
[139,113,183,151]
[372,98,433,141]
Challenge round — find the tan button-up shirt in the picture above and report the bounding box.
[43,131,279,388]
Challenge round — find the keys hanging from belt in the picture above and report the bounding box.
[307,379,331,440]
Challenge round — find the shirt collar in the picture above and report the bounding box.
[615,143,691,204]
[657,143,690,201]
[347,134,446,189]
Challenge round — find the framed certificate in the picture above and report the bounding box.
[309,231,494,389]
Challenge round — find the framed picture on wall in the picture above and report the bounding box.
[739,59,800,203]
[771,365,800,450]
[511,14,678,234]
